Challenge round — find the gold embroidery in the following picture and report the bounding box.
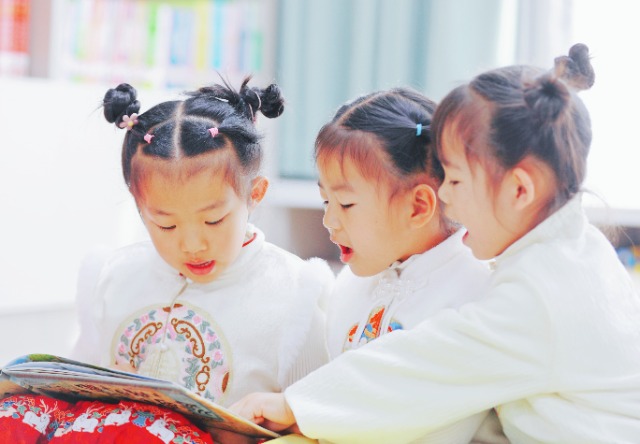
[195,365,211,391]
[129,322,163,365]
[171,319,211,364]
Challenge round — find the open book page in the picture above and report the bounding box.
[1,354,278,439]
[0,377,30,399]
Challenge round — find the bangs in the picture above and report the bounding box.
[315,123,400,189]
[433,87,497,176]
[130,145,244,201]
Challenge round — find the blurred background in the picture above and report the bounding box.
[1,0,639,363]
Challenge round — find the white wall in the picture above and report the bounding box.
[0,78,138,363]
[1,78,147,309]
[0,305,77,365]
[570,1,640,212]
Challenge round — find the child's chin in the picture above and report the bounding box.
[186,271,217,283]
[349,263,383,278]
[469,246,495,261]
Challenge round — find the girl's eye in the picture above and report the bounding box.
[448,180,460,186]
[205,218,224,226]
[158,225,176,231]
[322,199,353,209]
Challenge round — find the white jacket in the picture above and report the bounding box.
[286,196,640,443]
[73,227,334,406]
[324,229,506,444]
[325,229,490,359]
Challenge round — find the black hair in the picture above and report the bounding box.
[432,43,595,211]
[103,76,284,197]
[315,87,441,192]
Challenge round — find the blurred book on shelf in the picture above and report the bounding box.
[0,0,30,76]
[57,0,268,89]
[1,0,270,89]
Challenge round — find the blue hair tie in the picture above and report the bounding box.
[416,123,423,136]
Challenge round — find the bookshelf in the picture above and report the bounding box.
[26,0,276,89]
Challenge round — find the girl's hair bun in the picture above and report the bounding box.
[554,43,595,91]
[239,78,285,120]
[524,74,570,123]
[103,83,141,127]
[195,76,285,122]
[256,83,285,119]
[524,43,594,124]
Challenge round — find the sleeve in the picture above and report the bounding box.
[278,258,335,389]
[69,245,112,364]
[285,279,554,444]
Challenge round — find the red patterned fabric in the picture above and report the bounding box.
[49,400,214,443]
[0,395,214,443]
[0,394,73,443]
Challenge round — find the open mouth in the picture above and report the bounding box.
[338,245,354,263]
[185,260,216,275]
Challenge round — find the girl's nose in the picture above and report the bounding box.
[322,204,340,231]
[181,229,207,254]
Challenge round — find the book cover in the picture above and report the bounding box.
[0,353,278,440]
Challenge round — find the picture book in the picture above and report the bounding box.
[0,353,279,440]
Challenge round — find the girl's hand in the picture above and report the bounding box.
[230,392,297,433]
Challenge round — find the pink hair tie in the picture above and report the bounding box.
[143,133,154,144]
[118,113,139,130]
[208,127,219,137]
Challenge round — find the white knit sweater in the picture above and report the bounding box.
[72,227,334,407]
[286,196,640,443]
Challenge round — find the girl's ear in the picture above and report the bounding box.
[249,176,269,209]
[510,152,561,211]
[409,183,438,228]
[509,156,558,213]
[510,166,536,211]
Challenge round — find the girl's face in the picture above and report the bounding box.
[437,124,515,260]
[318,155,413,277]
[136,162,263,284]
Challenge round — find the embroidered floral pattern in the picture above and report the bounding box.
[343,306,403,351]
[113,303,230,403]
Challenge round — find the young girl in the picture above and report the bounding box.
[64,78,332,440]
[231,44,640,443]
[319,87,489,357]
[317,88,504,442]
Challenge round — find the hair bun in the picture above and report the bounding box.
[191,76,284,123]
[103,83,140,127]
[240,79,285,120]
[554,43,595,91]
[524,75,570,123]
[257,84,285,119]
